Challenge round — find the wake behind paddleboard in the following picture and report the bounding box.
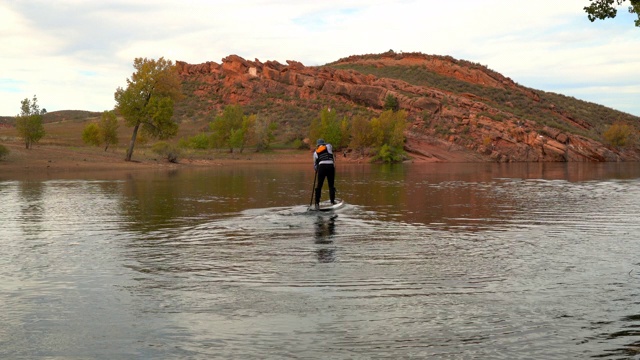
[308,199,345,212]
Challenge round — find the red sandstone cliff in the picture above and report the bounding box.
[175,52,640,162]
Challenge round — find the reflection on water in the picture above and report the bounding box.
[18,181,45,238]
[2,163,640,359]
[314,215,337,263]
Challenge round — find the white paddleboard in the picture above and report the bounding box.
[309,199,345,212]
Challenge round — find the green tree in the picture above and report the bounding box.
[309,107,347,149]
[585,0,640,26]
[229,114,255,153]
[82,123,101,146]
[373,143,404,163]
[0,144,9,160]
[99,110,119,151]
[339,117,350,149]
[15,95,45,149]
[349,115,374,155]
[384,94,400,112]
[370,109,407,163]
[210,105,245,152]
[114,57,182,161]
[371,110,407,147]
[178,133,211,149]
[82,111,119,151]
[254,116,277,152]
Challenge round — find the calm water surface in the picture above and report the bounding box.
[3,162,640,359]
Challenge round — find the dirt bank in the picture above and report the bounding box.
[0,142,399,180]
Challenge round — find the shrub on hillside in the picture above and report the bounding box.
[291,139,306,150]
[384,94,399,112]
[603,123,634,147]
[152,141,180,163]
[372,144,404,163]
[178,133,211,149]
[82,123,101,146]
[0,144,9,160]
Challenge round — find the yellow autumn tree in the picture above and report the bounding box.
[114,57,182,161]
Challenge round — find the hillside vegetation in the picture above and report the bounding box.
[330,61,636,140]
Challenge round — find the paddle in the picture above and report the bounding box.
[308,168,318,209]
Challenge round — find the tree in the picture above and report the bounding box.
[584,0,640,26]
[210,105,244,152]
[0,144,9,160]
[253,116,277,152]
[99,110,119,151]
[349,115,374,155]
[82,123,101,146]
[178,133,211,149]
[114,57,182,161]
[370,110,407,148]
[82,111,119,151]
[229,114,255,153]
[15,95,45,149]
[370,109,408,163]
[309,107,347,150]
[384,94,400,112]
[603,122,634,147]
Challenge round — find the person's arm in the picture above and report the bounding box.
[313,151,318,170]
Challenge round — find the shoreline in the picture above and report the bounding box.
[0,142,386,179]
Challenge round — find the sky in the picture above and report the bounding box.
[1,0,640,116]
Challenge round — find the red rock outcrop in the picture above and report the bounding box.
[175,53,640,162]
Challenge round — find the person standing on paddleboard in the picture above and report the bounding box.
[313,139,336,210]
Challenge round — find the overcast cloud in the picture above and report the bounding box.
[1,0,639,116]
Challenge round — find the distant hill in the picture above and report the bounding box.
[173,51,640,162]
[42,110,102,123]
[0,115,14,126]
[1,110,101,126]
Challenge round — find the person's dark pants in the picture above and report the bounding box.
[315,164,336,204]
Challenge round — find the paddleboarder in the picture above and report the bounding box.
[313,139,336,210]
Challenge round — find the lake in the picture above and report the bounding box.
[2,162,640,359]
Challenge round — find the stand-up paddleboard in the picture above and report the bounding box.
[308,199,345,212]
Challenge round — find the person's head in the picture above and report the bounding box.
[316,139,326,146]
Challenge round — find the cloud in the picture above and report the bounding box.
[0,79,26,95]
[0,0,639,116]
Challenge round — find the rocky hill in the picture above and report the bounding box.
[177,51,638,162]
